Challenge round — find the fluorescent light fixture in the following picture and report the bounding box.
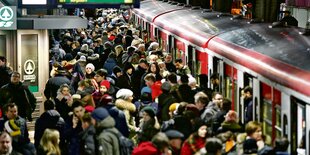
[22,0,47,5]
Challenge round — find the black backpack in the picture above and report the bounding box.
[106,129,134,155]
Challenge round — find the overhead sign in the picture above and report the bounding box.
[0,6,16,30]
[59,0,133,4]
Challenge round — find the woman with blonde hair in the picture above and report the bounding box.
[37,128,61,155]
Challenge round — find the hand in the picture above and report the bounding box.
[72,115,79,128]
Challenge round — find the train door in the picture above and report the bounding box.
[168,35,174,55]
[224,64,238,110]
[290,97,308,155]
[0,31,15,69]
[210,57,224,93]
[240,73,260,124]
[187,45,196,77]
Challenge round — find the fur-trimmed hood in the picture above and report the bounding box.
[115,99,136,113]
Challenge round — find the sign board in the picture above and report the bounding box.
[0,6,16,30]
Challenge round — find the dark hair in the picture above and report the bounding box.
[0,56,6,63]
[205,138,223,154]
[3,103,17,113]
[180,74,189,84]
[81,112,92,124]
[196,94,209,105]
[167,73,177,84]
[11,71,20,77]
[151,132,169,152]
[210,73,219,80]
[44,99,55,111]
[222,98,232,111]
[71,100,84,110]
[175,58,183,63]
[274,137,289,152]
[243,86,253,95]
[96,69,108,78]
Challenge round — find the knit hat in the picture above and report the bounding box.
[64,53,74,62]
[86,63,95,71]
[91,107,110,122]
[78,55,87,62]
[141,86,151,95]
[169,103,179,113]
[4,119,21,137]
[85,105,95,113]
[165,130,184,139]
[161,81,171,91]
[100,80,110,89]
[243,138,258,154]
[113,66,122,75]
[142,106,156,118]
[64,64,74,71]
[116,89,133,99]
[225,110,238,123]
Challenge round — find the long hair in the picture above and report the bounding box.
[40,129,61,155]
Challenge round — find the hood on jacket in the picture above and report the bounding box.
[132,141,159,155]
[40,110,63,125]
[96,116,116,130]
[115,99,136,113]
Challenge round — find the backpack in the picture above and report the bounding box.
[106,129,134,155]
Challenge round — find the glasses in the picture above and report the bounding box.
[11,75,20,78]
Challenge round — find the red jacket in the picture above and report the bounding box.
[181,135,206,155]
[132,141,161,155]
[151,81,162,101]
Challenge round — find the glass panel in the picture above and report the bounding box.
[262,99,272,135]
[234,81,238,111]
[275,106,282,138]
[225,76,232,100]
[21,34,38,92]
[0,35,6,57]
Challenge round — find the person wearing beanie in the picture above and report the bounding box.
[180,118,208,155]
[131,58,149,99]
[85,63,96,79]
[91,107,120,155]
[165,130,184,155]
[156,81,176,123]
[116,62,134,89]
[92,80,111,106]
[4,119,21,137]
[115,89,137,137]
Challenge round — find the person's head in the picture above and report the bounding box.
[85,63,95,74]
[210,73,219,86]
[148,63,160,74]
[81,112,92,130]
[243,86,253,99]
[144,73,156,87]
[245,121,262,141]
[194,92,209,111]
[0,131,12,154]
[224,110,238,123]
[112,66,122,77]
[165,130,184,150]
[116,89,134,101]
[274,137,289,152]
[95,69,108,83]
[71,100,85,119]
[10,72,20,85]
[205,138,223,155]
[221,98,232,111]
[212,92,223,106]
[164,54,173,63]
[243,138,258,154]
[114,45,124,56]
[4,103,18,119]
[44,99,55,111]
[139,58,149,70]
[141,106,156,122]
[167,73,177,84]
[40,129,61,155]
[151,132,170,153]
[193,118,208,138]
[123,62,134,75]
[91,107,110,125]
[58,83,70,96]
[174,59,183,69]
[99,80,110,94]
[0,56,7,67]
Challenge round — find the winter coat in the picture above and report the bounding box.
[132,141,161,155]
[131,65,147,98]
[115,99,136,134]
[79,125,96,155]
[54,94,72,121]
[157,93,176,123]
[103,58,117,75]
[64,115,83,155]
[116,73,132,89]
[44,75,72,99]
[217,121,243,134]
[0,82,36,120]
[0,65,12,88]
[104,104,130,138]
[96,116,120,155]
[181,134,206,155]
[34,110,65,149]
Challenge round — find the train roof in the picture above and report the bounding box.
[134,0,310,96]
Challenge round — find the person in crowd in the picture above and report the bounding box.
[37,129,61,155]
[141,62,162,89]
[243,86,253,124]
[44,67,73,100]
[217,110,243,134]
[85,63,96,79]
[167,73,182,102]
[79,113,96,155]
[114,45,125,68]
[174,59,191,76]
[180,118,208,155]
[76,79,96,108]
[132,132,171,155]
[0,131,22,155]
[201,92,222,126]
[116,62,135,89]
[131,58,149,99]
[34,99,65,151]
[210,73,220,92]
[165,130,184,155]
[54,83,73,121]
[158,61,170,79]
[91,107,120,155]
[137,106,160,143]
[178,74,195,104]
[94,68,116,95]
[188,76,200,93]
[194,92,209,117]
[103,52,118,75]
[164,54,176,73]
[0,103,36,155]
[92,80,110,106]
[160,103,180,132]
[115,89,137,137]
[212,98,232,132]
[0,72,36,120]
[205,137,223,155]
[64,100,85,155]
[143,73,162,101]
[157,81,176,123]
[0,56,13,88]
[273,137,289,155]
[110,66,122,87]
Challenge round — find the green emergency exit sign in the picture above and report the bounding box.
[0,6,16,30]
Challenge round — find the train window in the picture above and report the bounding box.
[0,35,6,57]
[275,104,282,138]
[283,114,288,137]
[225,76,238,111]
[262,99,272,136]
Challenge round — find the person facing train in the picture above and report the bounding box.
[0,56,13,88]
[0,72,36,120]
[174,59,191,76]
[243,86,253,124]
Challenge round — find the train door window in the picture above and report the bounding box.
[275,104,282,138]
[262,99,272,136]
[187,45,196,77]
[168,35,173,54]
[212,57,223,93]
[291,96,306,154]
[0,35,6,56]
